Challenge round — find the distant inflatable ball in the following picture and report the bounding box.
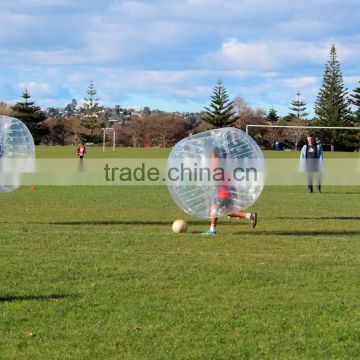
[0,115,35,193]
[172,219,188,233]
[167,127,264,219]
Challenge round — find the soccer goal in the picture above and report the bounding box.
[245,124,360,150]
[245,124,360,135]
[102,119,123,152]
[102,127,116,152]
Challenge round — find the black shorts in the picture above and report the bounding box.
[217,197,234,208]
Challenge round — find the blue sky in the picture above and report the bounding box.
[0,0,359,116]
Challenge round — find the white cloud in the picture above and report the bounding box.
[203,38,360,71]
[283,77,318,88]
[18,81,51,95]
[219,39,276,69]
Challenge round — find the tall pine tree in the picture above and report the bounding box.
[80,81,104,142]
[203,80,236,128]
[12,89,48,144]
[350,81,360,124]
[267,108,279,123]
[314,45,351,150]
[288,92,308,119]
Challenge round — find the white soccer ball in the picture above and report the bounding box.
[172,219,187,233]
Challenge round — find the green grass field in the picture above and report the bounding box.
[34,145,360,159]
[0,147,359,359]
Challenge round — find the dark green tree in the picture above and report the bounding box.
[267,108,279,124]
[314,45,352,150]
[51,118,74,145]
[288,92,308,119]
[12,89,48,144]
[80,81,104,142]
[203,79,236,128]
[350,81,360,123]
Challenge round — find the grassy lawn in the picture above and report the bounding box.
[0,147,359,359]
[35,145,360,159]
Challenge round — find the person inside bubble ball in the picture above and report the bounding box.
[202,146,257,235]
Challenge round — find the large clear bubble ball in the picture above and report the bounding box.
[0,115,35,193]
[167,127,264,219]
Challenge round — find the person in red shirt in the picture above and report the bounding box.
[77,142,86,159]
[203,146,257,235]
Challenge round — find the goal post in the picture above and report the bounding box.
[102,128,116,152]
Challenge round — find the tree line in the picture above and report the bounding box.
[202,45,359,151]
[0,45,359,150]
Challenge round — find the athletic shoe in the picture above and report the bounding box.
[251,212,257,229]
[202,229,217,235]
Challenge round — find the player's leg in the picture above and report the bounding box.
[307,172,314,193]
[203,217,218,235]
[317,172,322,193]
[203,199,220,235]
[228,211,257,228]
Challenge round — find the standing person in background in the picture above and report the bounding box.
[77,142,86,159]
[77,142,86,172]
[300,134,323,193]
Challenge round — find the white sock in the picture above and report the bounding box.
[210,224,216,231]
[245,213,252,220]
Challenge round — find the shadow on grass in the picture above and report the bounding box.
[41,216,360,227]
[271,216,360,220]
[0,293,78,303]
[47,216,360,226]
[323,192,360,195]
[47,220,210,226]
[232,229,360,236]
